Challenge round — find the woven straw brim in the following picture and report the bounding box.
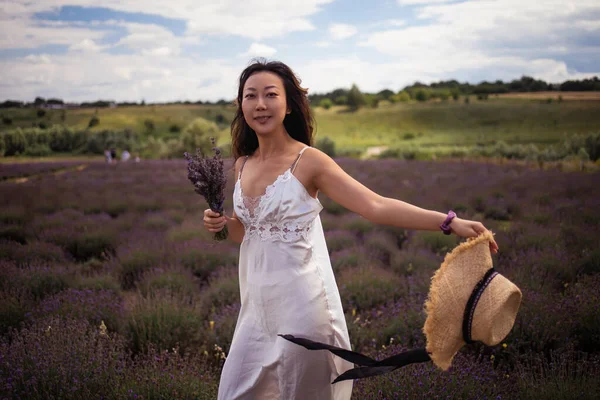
[423,231,522,371]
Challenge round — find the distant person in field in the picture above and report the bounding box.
[110,148,117,164]
[202,59,499,400]
[121,150,131,162]
[104,149,112,164]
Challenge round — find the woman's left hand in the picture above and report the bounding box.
[450,217,499,254]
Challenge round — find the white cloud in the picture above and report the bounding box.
[0,51,242,102]
[1,0,598,103]
[69,38,103,53]
[2,0,333,41]
[240,43,277,58]
[384,19,406,27]
[0,16,107,49]
[357,0,600,84]
[396,0,455,5]
[328,23,358,40]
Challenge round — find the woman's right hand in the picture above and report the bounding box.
[203,209,228,233]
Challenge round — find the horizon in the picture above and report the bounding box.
[1,0,599,103]
[3,74,598,105]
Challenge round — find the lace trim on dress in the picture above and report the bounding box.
[235,147,316,243]
[244,220,313,242]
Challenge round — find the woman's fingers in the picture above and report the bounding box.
[203,208,227,232]
[475,222,499,254]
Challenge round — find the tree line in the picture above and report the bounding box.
[308,75,600,108]
[2,76,598,110]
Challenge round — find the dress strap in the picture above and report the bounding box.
[238,155,249,180]
[290,146,310,174]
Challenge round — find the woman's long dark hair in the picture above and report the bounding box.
[231,59,314,160]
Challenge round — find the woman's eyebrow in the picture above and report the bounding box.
[245,85,279,91]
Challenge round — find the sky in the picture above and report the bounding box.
[0,0,599,103]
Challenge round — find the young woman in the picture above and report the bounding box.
[203,60,499,399]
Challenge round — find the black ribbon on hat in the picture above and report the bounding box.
[279,267,498,383]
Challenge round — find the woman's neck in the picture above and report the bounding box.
[254,127,295,161]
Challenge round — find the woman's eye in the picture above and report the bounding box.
[267,92,277,97]
[244,94,255,99]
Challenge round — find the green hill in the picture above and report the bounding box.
[1,97,599,158]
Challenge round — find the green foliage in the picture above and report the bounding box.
[315,136,336,157]
[564,132,600,161]
[416,231,458,254]
[76,274,121,292]
[414,88,429,102]
[378,146,421,160]
[139,271,197,299]
[199,274,240,316]
[88,115,100,128]
[515,350,600,400]
[24,143,52,157]
[364,232,397,262]
[85,128,137,155]
[390,249,439,277]
[343,216,374,235]
[0,288,30,335]
[326,231,355,254]
[393,91,411,102]
[338,266,406,311]
[0,226,29,244]
[119,250,159,290]
[167,117,221,159]
[179,248,237,281]
[20,268,72,301]
[330,248,364,274]
[62,231,117,262]
[0,207,29,225]
[347,84,366,111]
[126,292,205,355]
[142,214,171,230]
[143,119,155,133]
[334,95,347,105]
[319,98,333,109]
[2,128,27,156]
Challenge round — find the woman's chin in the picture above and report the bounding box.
[252,124,279,136]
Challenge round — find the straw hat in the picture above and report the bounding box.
[423,230,522,371]
[279,231,523,383]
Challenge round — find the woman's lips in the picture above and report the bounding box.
[255,116,270,123]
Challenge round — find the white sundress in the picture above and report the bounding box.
[217,146,353,399]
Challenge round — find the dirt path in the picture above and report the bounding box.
[3,164,89,184]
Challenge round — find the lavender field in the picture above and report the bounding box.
[1,158,599,399]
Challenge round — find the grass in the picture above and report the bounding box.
[2,98,599,158]
[313,99,600,152]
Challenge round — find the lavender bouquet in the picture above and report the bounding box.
[184,138,228,241]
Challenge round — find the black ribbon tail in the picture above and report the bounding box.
[278,334,378,365]
[332,348,432,383]
[278,334,431,383]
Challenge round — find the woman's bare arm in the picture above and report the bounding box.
[306,149,498,252]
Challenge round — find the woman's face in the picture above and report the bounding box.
[242,71,290,136]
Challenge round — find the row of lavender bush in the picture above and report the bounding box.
[0,158,598,399]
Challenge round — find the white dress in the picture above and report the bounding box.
[217,147,353,400]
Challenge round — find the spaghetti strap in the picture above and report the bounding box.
[238,155,249,180]
[290,146,310,174]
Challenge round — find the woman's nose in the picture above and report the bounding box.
[255,96,266,110]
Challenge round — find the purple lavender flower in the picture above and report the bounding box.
[183,137,228,241]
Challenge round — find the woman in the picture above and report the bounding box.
[204,59,498,399]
